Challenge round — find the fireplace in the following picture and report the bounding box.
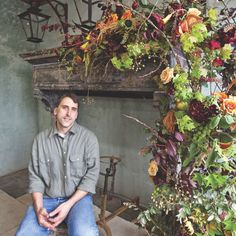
[20,50,165,111]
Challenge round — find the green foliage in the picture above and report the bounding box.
[175,112,196,132]
[191,23,208,42]
[221,44,233,60]
[111,54,133,70]
[180,33,197,52]
[208,8,218,26]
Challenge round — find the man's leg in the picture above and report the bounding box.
[66,194,98,236]
[15,205,54,236]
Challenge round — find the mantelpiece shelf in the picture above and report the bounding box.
[20,50,164,110]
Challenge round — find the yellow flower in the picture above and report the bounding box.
[80,42,89,51]
[85,33,92,40]
[160,67,174,84]
[148,160,158,176]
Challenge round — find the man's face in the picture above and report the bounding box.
[54,97,78,133]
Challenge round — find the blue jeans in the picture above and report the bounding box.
[16,195,98,236]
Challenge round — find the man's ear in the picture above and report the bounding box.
[53,107,58,116]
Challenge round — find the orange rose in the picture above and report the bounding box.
[121,10,132,20]
[160,67,174,84]
[148,160,158,176]
[213,92,228,103]
[221,96,236,115]
[163,111,176,133]
[178,8,202,34]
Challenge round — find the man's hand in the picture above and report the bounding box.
[48,202,71,227]
[37,207,56,231]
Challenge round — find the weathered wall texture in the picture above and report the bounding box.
[0,1,38,176]
[78,97,159,203]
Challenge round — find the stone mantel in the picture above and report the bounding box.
[20,50,165,111]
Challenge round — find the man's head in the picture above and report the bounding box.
[53,93,79,134]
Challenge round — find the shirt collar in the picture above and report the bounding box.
[48,122,79,138]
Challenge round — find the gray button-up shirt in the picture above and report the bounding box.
[28,122,100,197]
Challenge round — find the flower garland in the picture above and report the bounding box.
[57,0,236,235]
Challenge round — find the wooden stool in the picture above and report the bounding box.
[96,156,139,236]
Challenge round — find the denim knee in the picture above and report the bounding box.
[68,224,99,236]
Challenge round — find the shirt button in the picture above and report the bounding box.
[63,151,66,154]
[64,175,67,179]
[64,163,66,166]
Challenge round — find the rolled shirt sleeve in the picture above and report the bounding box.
[77,132,100,194]
[28,138,46,194]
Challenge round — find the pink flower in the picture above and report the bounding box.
[212,57,224,67]
[208,40,221,50]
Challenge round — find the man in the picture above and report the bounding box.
[16,93,100,236]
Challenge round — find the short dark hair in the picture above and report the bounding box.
[56,93,80,107]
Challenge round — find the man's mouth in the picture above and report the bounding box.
[63,117,71,121]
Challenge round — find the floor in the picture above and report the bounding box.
[0,169,147,236]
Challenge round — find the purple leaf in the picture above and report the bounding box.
[175,131,184,142]
[166,139,177,157]
[143,32,147,40]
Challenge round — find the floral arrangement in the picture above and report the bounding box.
[57,0,236,235]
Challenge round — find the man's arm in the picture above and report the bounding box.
[77,132,100,194]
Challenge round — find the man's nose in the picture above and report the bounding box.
[66,108,72,116]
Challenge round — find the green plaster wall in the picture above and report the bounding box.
[0,1,39,176]
[78,97,159,203]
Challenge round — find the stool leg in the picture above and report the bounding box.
[97,168,112,236]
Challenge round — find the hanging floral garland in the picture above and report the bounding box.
[54,0,236,235]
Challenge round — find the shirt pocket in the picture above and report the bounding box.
[38,158,51,186]
[69,153,87,177]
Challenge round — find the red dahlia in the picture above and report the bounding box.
[188,99,218,123]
